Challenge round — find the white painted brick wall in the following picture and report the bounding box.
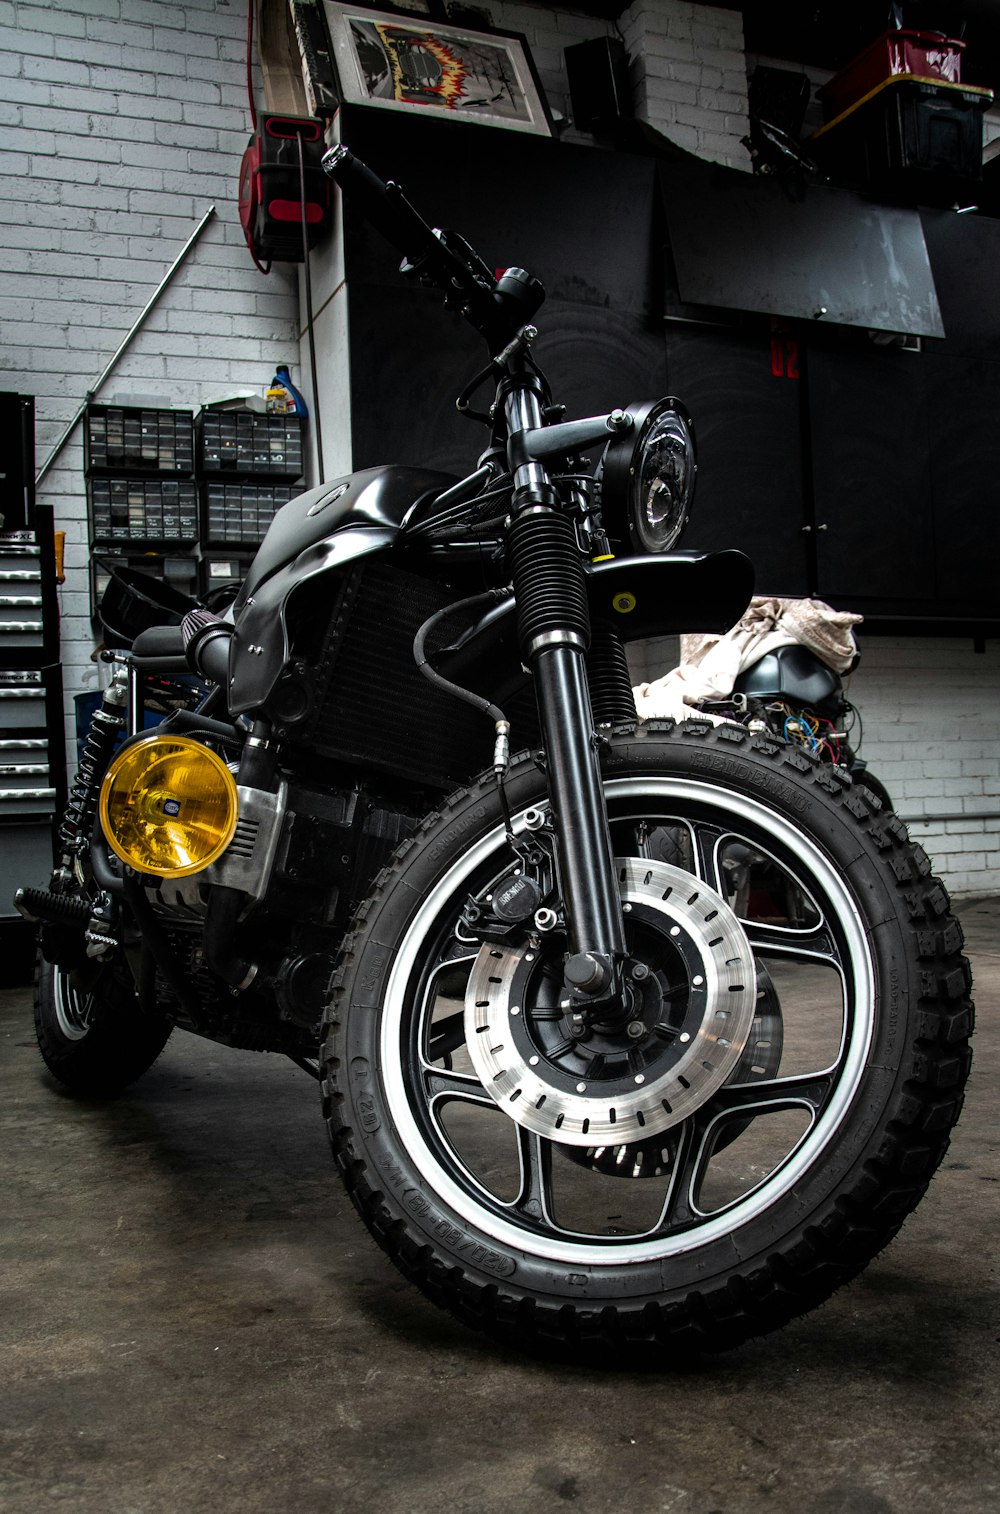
[629,633,1000,899]
[479,1,751,165]
[846,637,1000,899]
[620,0,750,169]
[484,0,617,142]
[0,0,299,773]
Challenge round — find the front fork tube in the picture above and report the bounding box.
[533,644,627,987]
[504,366,626,1002]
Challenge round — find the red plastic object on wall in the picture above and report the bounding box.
[238,114,331,268]
[818,30,966,122]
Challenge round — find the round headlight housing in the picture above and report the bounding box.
[600,398,696,554]
[99,733,238,878]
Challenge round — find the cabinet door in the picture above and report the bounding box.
[665,325,808,594]
[920,212,1000,618]
[808,343,934,609]
[924,349,1000,611]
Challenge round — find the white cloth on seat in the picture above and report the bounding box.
[633,596,862,723]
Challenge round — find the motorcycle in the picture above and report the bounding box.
[19,145,972,1360]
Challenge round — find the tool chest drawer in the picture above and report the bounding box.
[0,530,58,665]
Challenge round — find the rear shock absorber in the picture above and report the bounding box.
[58,663,129,856]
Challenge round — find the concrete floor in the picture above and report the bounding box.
[1,897,997,1514]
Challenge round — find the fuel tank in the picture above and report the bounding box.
[235,465,456,611]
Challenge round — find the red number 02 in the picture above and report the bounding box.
[770,337,799,379]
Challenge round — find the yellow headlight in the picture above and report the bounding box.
[99,733,238,878]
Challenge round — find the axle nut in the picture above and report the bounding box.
[564,951,609,993]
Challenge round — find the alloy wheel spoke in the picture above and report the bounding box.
[691,821,728,895]
[708,1067,833,1120]
[427,1009,466,1065]
[742,918,841,970]
[509,1126,557,1227]
[655,1118,702,1230]
[651,1065,832,1236]
[423,1064,494,1106]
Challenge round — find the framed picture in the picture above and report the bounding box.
[321,3,553,136]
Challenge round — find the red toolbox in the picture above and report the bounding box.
[818,30,966,121]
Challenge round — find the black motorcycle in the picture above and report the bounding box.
[19,146,972,1360]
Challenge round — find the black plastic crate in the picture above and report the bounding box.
[85,405,194,475]
[197,410,304,479]
[812,78,991,201]
[202,481,296,545]
[88,478,199,544]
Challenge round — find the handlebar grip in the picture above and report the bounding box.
[322,144,439,264]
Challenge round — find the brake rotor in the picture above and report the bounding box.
[563,960,785,1178]
[464,858,757,1148]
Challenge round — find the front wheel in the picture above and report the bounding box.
[321,722,972,1358]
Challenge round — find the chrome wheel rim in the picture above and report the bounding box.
[380,776,875,1267]
[52,966,94,1041]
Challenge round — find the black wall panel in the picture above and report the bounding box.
[664,325,807,595]
[918,212,1000,616]
[347,284,482,476]
[339,103,660,316]
[920,210,1000,351]
[333,105,998,630]
[348,288,667,474]
[340,105,666,476]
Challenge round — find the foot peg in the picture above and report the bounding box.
[14,886,91,927]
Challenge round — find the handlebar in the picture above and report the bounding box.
[321,144,545,354]
[322,144,442,266]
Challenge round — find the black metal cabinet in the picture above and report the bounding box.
[924,349,1000,610]
[807,341,936,608]
[0,501,65,967]
[0,392,35,533]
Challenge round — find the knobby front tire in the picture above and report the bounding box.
[320,721,973,1360]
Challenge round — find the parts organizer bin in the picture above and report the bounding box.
[85,405,194,475]
[85,402,197,549]
[197,410,303,478]
[203,481,295,545]
[83,402,305,556]
[88,478,199,544]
